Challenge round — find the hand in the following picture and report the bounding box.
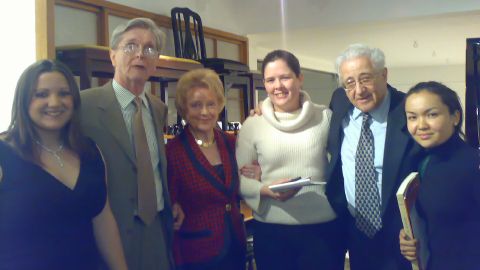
[399,229,418,262]
[249,101,263,116]
[260,178,301,202]
[240,160,262,180]
[172,203,185,231]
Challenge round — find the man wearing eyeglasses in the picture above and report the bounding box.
[325,44,422,270]
[80,18,183,270]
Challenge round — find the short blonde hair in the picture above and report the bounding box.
[175,68,225,118]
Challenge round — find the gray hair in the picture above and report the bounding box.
[110,17,165,52]
[335,44,386,83]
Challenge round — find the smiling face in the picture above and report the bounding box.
[184,86,221,137]
[405,90,460,149]
[110,27,157,93]
[340,56,388,112]
[28,71,74,137]
[263,59,304,112]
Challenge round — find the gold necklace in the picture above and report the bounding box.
[190,129,216,148]
[196,138,216,148]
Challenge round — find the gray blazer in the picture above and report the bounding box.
[80,82,173,269]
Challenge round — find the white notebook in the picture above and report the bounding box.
[269,177,324,192]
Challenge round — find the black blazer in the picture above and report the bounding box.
[325,85,423,268]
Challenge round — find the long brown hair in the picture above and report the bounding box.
[4,59,90,162]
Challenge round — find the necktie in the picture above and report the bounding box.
[355,113,382,238]
[133,97,157,225]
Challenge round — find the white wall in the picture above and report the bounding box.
[388,64,466,129]
[0,2,36,131]
[248,42,334,72]
[388,64,465,107]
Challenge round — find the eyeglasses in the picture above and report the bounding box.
[343,74,376,91]
[120,43,159,59]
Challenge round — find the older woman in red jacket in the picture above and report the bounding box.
[167,68,257,270]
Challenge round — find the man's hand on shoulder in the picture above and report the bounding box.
[249,100,263,116]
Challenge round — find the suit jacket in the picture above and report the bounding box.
[80,82,174,269]
[166,128,246,268]
[325,85,423,270]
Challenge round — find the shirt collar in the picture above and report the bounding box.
[352,88,391,123]
[112,80,149,110]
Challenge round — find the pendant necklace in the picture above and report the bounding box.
[195,138,216,148]
[190,129,215,148]
[35,140,64,167]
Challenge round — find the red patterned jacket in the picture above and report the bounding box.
[166,128,246,268]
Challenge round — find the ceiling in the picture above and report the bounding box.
[109,0,480,69]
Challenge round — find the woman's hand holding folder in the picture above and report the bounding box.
[399,229,418,262]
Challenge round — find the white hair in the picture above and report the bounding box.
[335,44,386,83]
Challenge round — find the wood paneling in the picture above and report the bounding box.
[36,0,56,60]
[53,0,248,64]
[97,8,109,46]
[56,0,99,12]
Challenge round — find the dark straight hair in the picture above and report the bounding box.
[261,49,301,77]
[406,81,464,137]
[5,59,90,162]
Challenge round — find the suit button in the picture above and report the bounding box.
[225,204,232,212]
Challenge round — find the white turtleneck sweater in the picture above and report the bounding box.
[236,92,336,225]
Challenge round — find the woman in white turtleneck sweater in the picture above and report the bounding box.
[236,50,344,270]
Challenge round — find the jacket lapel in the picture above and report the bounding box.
[215,131,237,194]
[179,129,235,197]
[381,87,409,216]
[97,84,135,164]
[329,89,351,169]
[146,94,167,170]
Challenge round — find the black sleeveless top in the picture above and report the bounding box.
[0,139,106,270]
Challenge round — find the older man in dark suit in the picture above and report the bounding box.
[80,18,183,270]
[325,44,422,270]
